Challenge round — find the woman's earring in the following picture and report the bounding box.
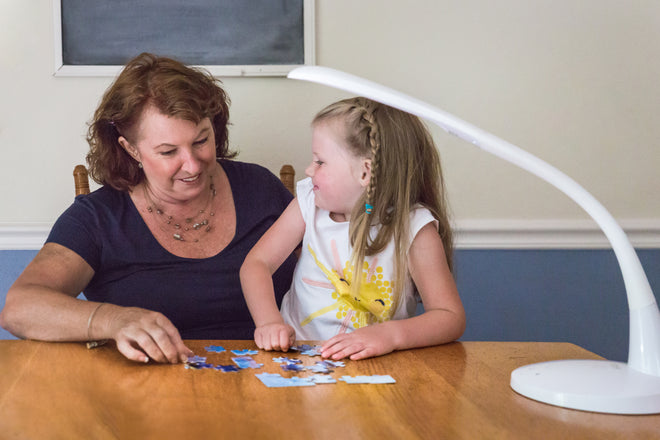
[138,162,143,169]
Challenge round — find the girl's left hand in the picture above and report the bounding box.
[320,324,396,360]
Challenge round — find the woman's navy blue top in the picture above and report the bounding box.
[47,160,296,339]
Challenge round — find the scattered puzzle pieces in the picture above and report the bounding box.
[281,362,306,372]
[272,357,302,364]
[301,347,322,356]
[183,346,395,386]
[184,354,216,370]
[184,361,214,370]
[232,356,264,369]
[339,375,396,384]
[231,349,259,356]
[215,365,240,372]
[256,373,316,388]
[322,360,345,368]
[290,344,323,356]
[305,362,333,374]
[309,374,337,384]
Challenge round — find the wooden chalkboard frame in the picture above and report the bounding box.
[52,0,315,77]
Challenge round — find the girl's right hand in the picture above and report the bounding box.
[254,322,296,352]
[95,304,193,364]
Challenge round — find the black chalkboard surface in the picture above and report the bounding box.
[55,0,314,76]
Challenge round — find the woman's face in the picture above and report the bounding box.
[119,105,217,203]
[305,120,371,220]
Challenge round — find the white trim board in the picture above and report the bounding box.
[454,219,660,249]
[0,224,52,251]
[1,219,659,251]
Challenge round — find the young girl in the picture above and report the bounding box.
[240,97,465,360]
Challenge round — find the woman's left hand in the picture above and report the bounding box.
[320,324,396,360]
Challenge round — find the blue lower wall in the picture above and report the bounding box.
[0,250,38,341]
[1,249,659,362]
[454,249,659,362]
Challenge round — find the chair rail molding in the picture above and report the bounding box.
[0,223,52,250]
[1,219,659,250]
[454,218,660,249]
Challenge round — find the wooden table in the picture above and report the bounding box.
[0,340,658,439]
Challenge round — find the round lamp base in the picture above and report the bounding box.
[511,359,660,414]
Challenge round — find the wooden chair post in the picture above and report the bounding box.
[73,165,90,196]
[279,164,295,195]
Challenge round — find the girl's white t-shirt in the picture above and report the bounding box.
[280,177,437,340]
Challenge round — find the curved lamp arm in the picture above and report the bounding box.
[288,66,660,414]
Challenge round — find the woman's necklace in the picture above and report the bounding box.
[143,177,217,243]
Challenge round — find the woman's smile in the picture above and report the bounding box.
[179,174,202,183]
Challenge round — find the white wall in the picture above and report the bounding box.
[1,1,659,231]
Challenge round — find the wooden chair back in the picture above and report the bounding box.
[74,164,295,196]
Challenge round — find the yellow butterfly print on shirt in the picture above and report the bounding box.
[301,244,393,329]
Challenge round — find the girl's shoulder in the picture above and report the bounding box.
[409,205,439,235]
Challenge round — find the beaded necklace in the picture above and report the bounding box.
[143,177,216,243]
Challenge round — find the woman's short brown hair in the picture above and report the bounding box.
[86,52,235,191]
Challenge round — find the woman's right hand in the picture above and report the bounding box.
[254,322,296,352]
[93,304,194,364]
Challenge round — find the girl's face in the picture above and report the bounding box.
[305,120,371,221]
[119,105,218,204]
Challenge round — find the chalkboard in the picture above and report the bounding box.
[54,0,315,77]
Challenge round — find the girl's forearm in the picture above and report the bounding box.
[386,308,466,351]
[239,259,285,327]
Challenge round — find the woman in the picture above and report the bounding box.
[0,53,296,364]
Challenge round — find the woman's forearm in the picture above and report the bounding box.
[1,285,98,341]
[0,243,97,341]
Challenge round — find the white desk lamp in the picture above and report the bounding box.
[288,66,660,414]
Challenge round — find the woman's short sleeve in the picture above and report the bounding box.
[46,195,103,271]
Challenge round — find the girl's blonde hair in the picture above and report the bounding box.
[312,97,453,318]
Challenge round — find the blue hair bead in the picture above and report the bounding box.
[365,203,373,214]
